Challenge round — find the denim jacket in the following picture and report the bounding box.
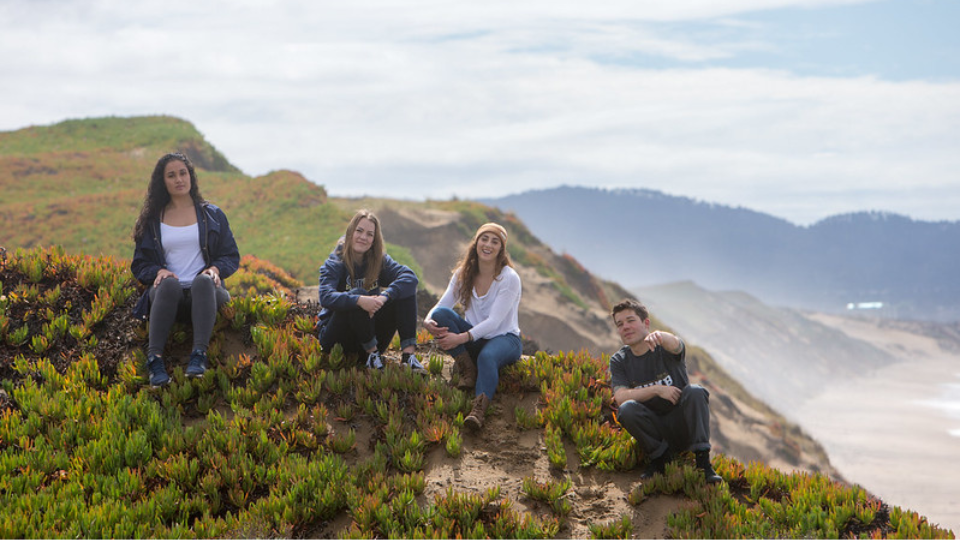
[131,202,240,319]
[317,241,418,327]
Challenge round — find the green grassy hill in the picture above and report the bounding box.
[1,246,953,538]
[1,116,954,538]
[0,116,590,300]
[1,116,347,281]
[1,115,618,353]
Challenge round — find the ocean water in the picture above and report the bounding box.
[920,373,960,438]
[795,360,960,534]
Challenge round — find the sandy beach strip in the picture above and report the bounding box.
[796,314,960,534]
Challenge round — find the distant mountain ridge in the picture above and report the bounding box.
[481,186,960,322]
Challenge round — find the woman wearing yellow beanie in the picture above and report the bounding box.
[424,222,523,431]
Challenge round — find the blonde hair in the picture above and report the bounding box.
[340,209,385,290]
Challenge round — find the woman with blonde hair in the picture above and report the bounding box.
[317,209,421,369]
[424,222,522,430]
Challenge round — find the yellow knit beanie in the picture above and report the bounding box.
[474,222,508,244]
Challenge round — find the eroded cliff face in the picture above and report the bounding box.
[373,205,623,356]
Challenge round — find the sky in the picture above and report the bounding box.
[1,0,958,225]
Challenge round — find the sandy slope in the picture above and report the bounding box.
[797,314,960,534]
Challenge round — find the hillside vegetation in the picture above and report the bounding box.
[1,116,347,282]
[2,116,954,537]
[1,117,598,331]
[1,246,953,538]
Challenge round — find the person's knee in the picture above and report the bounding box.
[618,400,639,415]
[431,307,458,324]
[155,277,182,297]
[617,400,653,422]
[193,272,214,288]
[682,384,710,404]
[616,400,660,442]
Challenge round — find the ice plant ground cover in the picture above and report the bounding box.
[0,246,954,539]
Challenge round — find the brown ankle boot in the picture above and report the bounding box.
[465,394,490,431]
[454,351,477,389]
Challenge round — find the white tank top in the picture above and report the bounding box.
[160,222,205,287]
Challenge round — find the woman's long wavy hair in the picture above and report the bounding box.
[132,153,204,241]
[339,209,385,290]
[453,224,513,309]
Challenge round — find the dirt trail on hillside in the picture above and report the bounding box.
[420,390,680,539]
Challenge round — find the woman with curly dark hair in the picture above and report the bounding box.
[131,152,240,387]
[424,222,522,431]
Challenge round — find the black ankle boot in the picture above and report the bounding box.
[696,450,723,484]
[641,453,668,479]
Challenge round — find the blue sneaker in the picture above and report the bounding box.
[147,355,170,387]
[365,350,384,370]
[186,349,208,378]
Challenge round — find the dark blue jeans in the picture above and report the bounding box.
[429,307,522,399]
[319,291,417,356]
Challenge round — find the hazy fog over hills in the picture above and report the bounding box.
[633,281,897,414]
[482,186,960,322]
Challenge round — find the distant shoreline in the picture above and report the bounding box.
[795,318,960,534]
[920,373,960,439]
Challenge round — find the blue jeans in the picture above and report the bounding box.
[430,307,522,399]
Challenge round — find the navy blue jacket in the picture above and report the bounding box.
[131,202,240,319]
[317,241,418,326]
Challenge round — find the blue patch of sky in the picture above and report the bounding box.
[420,29,494,43]
[591,0,960,82]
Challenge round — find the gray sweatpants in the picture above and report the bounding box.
[617,384,712,461]
[148,273,230,357]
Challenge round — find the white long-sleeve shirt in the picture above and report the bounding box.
[427,266,522,339]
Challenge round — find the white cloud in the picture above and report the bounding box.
[1,0,958,225]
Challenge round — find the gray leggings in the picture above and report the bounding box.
[148,273,230,357]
